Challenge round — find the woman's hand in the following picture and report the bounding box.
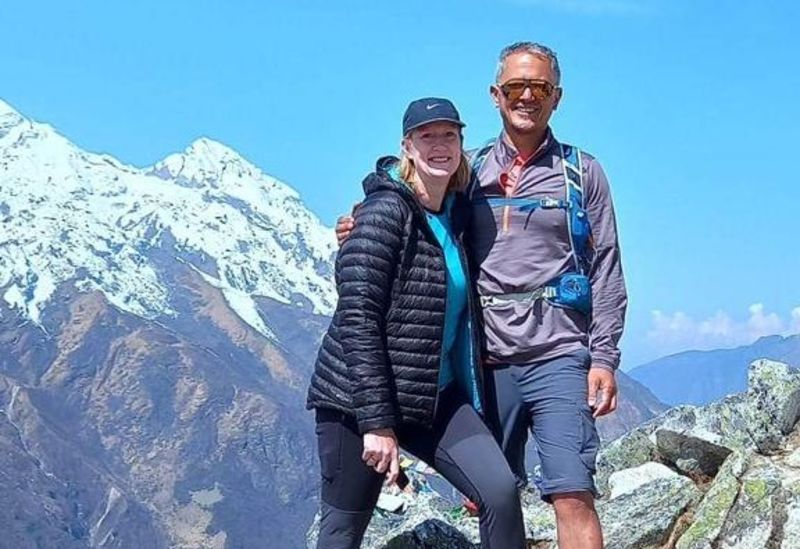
[362,428,400,484]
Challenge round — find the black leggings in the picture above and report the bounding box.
[314,388,525,549]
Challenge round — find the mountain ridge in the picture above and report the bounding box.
[0,98,336,335]
[629,333,800,405]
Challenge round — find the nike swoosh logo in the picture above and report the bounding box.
[426,104,441,110]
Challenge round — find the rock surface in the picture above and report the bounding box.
[745,359,800,454]
[607,461,680,499]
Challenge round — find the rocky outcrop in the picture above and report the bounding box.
[600,473,700,548]
[306,359,800,548]
[745,359,800,454]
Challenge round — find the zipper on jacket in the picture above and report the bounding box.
[453,192,486,412]
[457,232,485,414]
[411,201,447,426]
[429,219,447,425]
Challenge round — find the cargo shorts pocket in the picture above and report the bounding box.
[577,401,600,474]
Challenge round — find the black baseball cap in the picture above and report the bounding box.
[402,97,466,135]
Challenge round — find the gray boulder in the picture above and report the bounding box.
[714,457,784,548]
[655,429,732,478]
[782,472,800,549]
[596,426,659,495]
[607,461,682,499]
[675,451,748,549]
[598,474,701,549]
[597,387,758,494]
[651,394,753,478]
[745,359,800,454]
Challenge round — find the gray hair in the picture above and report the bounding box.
[496,42,561,85]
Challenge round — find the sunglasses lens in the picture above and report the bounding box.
[532,82,553,100]
[501,81,527,102]
[500,80,554,102]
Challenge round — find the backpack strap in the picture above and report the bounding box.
[560,143,591,275]
[561,144,583,192]
[466,139,495,200]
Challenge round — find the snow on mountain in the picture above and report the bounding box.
[0,98,337,336]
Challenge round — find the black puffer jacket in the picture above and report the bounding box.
[306,157,483,434]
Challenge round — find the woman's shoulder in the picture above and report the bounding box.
[358,160,415,220]
[356,188,412,229]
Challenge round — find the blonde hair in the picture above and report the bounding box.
[397,144,471,193]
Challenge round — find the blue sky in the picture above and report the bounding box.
[3,0,798,367]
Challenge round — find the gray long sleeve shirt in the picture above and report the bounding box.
[466,130,627,370]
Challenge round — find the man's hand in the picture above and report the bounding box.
[587,367,617,418]
[335,202,360,246]
[362,428,400,484]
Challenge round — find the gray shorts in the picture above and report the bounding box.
[484,348,600,502]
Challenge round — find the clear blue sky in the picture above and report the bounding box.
[3,0,799,367]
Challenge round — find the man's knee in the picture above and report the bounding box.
[551,490,596,518]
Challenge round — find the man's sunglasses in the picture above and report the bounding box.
[498,79,557,103]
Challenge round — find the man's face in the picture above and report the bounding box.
[491,52,562,138]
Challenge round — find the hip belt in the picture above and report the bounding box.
[479,286,557,308]
[478,273,592,315]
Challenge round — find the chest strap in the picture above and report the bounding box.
[472,196,569,211]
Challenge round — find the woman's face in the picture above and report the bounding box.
[403,121,462,182]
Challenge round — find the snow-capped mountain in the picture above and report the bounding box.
[0,98,339,548]
[0,98,336,335]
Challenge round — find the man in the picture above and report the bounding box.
[337,42,626,549]
[467,41,626,549]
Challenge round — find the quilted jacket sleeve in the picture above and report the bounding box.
[335,191,407,434]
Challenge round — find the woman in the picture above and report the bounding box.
[306,98,525,549]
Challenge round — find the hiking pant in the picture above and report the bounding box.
[314,386,525,549]
[484,348,600,502]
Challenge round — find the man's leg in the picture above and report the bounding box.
[483,364,530,487]
[514,349,603,549]
[552,492,602,549]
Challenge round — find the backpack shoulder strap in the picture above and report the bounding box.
[560,143,591,274]
[560,143,584,203]
[466,139,495,199]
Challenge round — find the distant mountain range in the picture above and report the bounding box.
[628,334,800,406]
[0,99,667,547]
